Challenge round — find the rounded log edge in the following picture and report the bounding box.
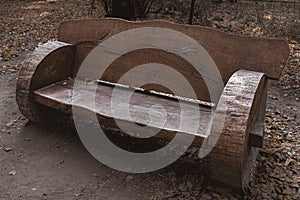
[16,41,75,122]
[206,69,267,192]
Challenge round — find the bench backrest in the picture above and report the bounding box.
[58,18,289,103]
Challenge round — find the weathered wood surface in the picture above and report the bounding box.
[59,18,289,82]
[32,75,264,149]
[16,41,75,122]
[206,70,267,191]
[249,122,264,148]
[82,49,223,103]
[32,78,213,140]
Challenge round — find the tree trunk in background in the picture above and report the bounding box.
[111,0,135,20]
[189,0,196,24]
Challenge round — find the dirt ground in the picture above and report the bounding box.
[0,0,299,199]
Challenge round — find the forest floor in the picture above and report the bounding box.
[0,0,299,199]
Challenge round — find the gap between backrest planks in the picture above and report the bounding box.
[58,18,289,103]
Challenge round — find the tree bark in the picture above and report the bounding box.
[111,0,135,20]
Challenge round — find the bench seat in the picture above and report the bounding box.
[33,78,214,144]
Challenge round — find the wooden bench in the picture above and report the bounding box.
[16,18,289,192]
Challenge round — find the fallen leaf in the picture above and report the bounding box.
[125,175,134,182]
[9,170,16,176]
[4,147,13,152]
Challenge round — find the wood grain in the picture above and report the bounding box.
[79,49,213,102]
[206,69,267,192]
[33,78,213,141]
[58,18,289,102]
[59,18,289,81]
[16,41,75,122]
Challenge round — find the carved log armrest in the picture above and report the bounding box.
[16,41,75,122]
[206,69,268,192]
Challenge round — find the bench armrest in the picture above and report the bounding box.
[202,69,268,191]
[16,41,75,122]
